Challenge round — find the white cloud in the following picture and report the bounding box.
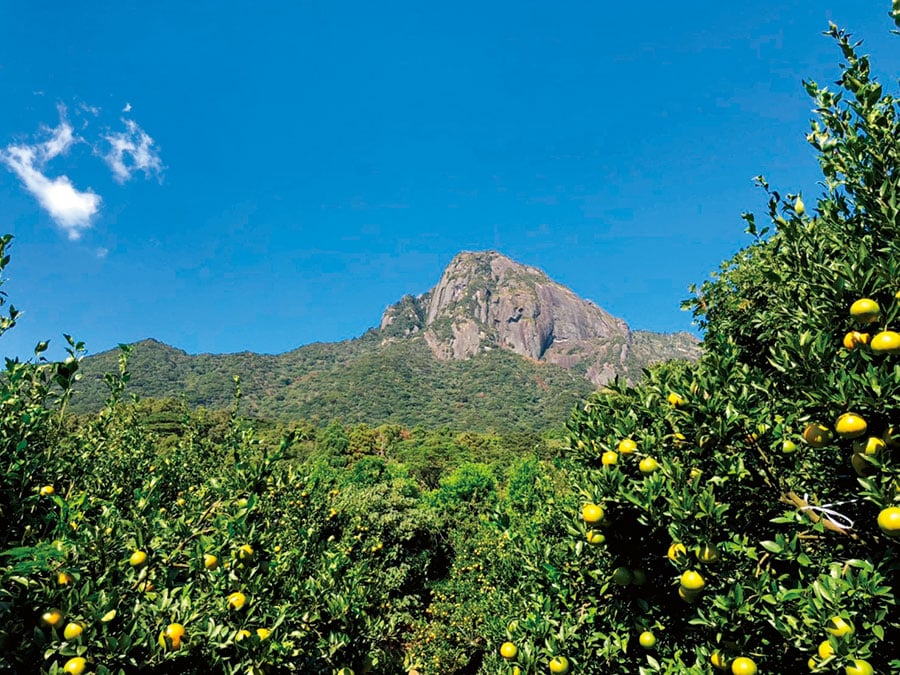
[122,102,132,113]
[102,119,162,183]
[0,112,101,240]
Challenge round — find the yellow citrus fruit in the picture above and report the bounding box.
[548,656,570,674]
[667,542,687,562]
[808,657,817,670]
[63,657,87,675]
[698,543,720,563]
[100,610,116,623]
[845,659,874,675]
[256,628,271,640]
[639,631,656,649]
[63,622,83,640]
[782,439,798,453]
[835,413,867,439]
[843,331,870,349]
[235,629,251,641]
[41,609,64,628]
[203,553,218,570]
[803,423,833,448]
[129,550,147,567]
[850,298,881,323]
[853,436,886,456]
[731,657,758,675]
[667,392,686,406]
[877,506,900,536]
[57,572,74,586]
[826,616,854,637]
[582,503,604,524]
[818,640,835,659]
[39,485,55,496]
[227,591,247,610]
[237,544,254,561]
[795,196,806,215]
[612,567,632,585]
[163,623,185,649]
[639,457,660,474]
[871,330,900,353]
[680,570,705,591]
[586,530,606,545]
[500,641,518,659]
[601,450,619,465]
[618,438,637,454]
[711,651,728,670]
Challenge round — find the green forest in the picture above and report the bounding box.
[3,13,900,675]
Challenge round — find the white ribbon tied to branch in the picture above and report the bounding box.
[797,493,858,530]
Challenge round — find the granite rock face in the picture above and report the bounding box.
[379,251,700,385]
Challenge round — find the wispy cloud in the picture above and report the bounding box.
[102,119,162,183]
[0,109,101,240]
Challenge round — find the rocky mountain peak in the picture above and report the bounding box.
[378,250,700,385]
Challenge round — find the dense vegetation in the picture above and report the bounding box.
[70,336,596,433]
[3,9,900,675]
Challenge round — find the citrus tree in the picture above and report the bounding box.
[481,13,900,675]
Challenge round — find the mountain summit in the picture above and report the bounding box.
[75,250,700,430]
[380,251,699,385]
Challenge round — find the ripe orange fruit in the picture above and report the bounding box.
[500,642,518,659]
[617,438,637,454]
[41,609,64,628]
[639,457,660,474]
[835,413,867,439]
[63,622,83,640]
[667,542,687,562]
[227,591,247,610]
[548,656,570,674]
[877,506,900,536]
[871,330,900,353]
[582,503,604,524]
[63,657,87,675]
[850,298,880,323]
[680,570,705,591]
[853,437,886,456]
[730,656,758,675]
[667,392,686,406]
[129,550,147,567]
[845,659,874,675]
[803,423,833,448]
[639,631,656,649]
[826,616,854,637]
[163,623,185,649]
[843,331,870,349]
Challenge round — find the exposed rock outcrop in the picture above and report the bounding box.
[378,250,700,385]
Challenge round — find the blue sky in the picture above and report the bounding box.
[1,2,898,360]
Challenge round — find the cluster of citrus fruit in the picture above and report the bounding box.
[806,617,873,674]
[799,298,900,538]
[597,437,660,475]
